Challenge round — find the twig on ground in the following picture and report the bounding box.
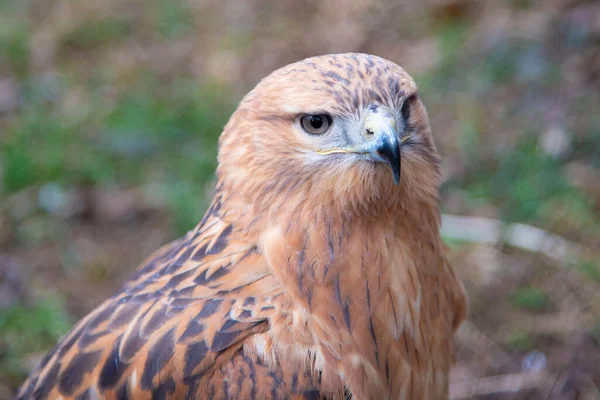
[449,372,554,399]
[441,214,588,263]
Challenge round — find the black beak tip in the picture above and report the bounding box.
[377,144,401,185]
[392,167,400,185]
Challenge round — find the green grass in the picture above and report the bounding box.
[101,82,233,233]
[579,260,600,282]
[0,297,72,387]
[506,329,534,352]
[2,110,73,192]
[0,21,29,76]
[59,17,130,53]
[461,135,596,227]
[0,76,234,235]
[151,0,194,38]
[510,286,551,312]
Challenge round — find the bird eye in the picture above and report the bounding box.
[300,114,332,135]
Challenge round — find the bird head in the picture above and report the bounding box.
[217,53,441,220]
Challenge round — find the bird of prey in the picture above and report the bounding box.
[17,53,467,400]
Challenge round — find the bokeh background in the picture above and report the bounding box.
[1,0,599,398]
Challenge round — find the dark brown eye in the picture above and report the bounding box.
[300,114,332,135]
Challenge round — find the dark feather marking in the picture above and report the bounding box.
[341,85,352,98]
[301,390,322,400]
[403,335,410,360]
[128,293,158,303]
[236,366,246,397]
[368,89,383,104]
[191,242,209,261]
[210,320,263,352]
[343,302,352,331]
[321,71,350,85]
[194,265,228,285]
[352,90,360,110]
[168,297,196,310]
[58,350,103,395]
[334,278,343,308]
[134,240,183,277]
[196,299,222,319]
[124,279,153,295]
[237,246,258,263]
[366,281,371,311]
[388,289,399,335]
[295,235,308,288]
[206,224,233,256]
[121,333,146,362]
[323,222,334,279]
[171,286,195,298]
[243,297,256,306]
[141,306,169,337]
[99,335,128,390]
[374,75,388,99]
[179,320,206,343]
[269,370,281,399]
[182,342,208,379]
[242,353,257,400]
[210,198,222,216]
[388,76,400,95]
[239,310,252,319]
[340,126,351,145]
[330,314,339,329]
[109,303,140,329]
[222,378,229,398]
[168,245,195,273]
[87,306,114,331]
[193,218,220,242]
[116,382,129,400]
[345,62,355,76]
[206,380,215,400]
[197,198,221,228]
[33,362,60,399]
[304,61,320,70]
[414,345,421,371]
[75,388,91,400]
[328,89,345,105]
[132,260,158,280]
[141,328,176,390]
[386,358,390,383]
[291,373,298,393]
[152,377,175,400]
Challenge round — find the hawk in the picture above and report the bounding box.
[17,53,467,400]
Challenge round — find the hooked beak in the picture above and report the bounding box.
[316,107,404,185]
[362,121,401,185]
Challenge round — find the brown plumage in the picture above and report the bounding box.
[16,53,467,400]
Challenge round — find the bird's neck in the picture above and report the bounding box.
[257,197,449,398]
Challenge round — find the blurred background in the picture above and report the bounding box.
[0,0,599,398]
